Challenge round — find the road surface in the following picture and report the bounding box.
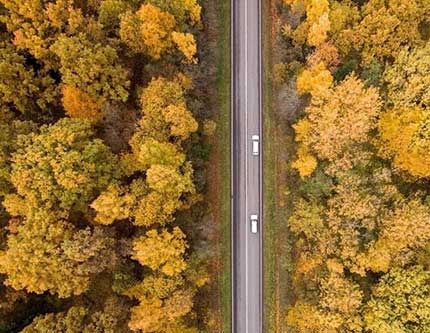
[231,0,263,331]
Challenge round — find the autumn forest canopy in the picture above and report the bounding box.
[0,0,218,332]
[275,0,430,332]
[2,0,430,332]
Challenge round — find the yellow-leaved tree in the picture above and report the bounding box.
[132,227,188,276]
[293,74,381,177]
[377,106,430,178]
[119,3,198,61]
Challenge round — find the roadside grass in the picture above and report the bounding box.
[216,0,231,331]
[263,1,294,332]
[201,0,231,330]
[262,0,278,329]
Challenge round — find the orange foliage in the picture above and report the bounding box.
[62,85,102,121]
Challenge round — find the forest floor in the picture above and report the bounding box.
[263,1,297,332]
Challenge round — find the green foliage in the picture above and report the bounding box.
[361,59,383,88]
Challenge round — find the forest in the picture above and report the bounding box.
[0,0,224,332]
[271,0,430,331]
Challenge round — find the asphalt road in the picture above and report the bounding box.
[231,0,263,331]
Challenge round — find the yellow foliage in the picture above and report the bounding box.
[377,106,430,177]
[119,4,176,59]
[306,42,340,69]
[91,184,134,225]
[306,0,330,46]
[164,104,198,139]
[183,0,202,27]
[284,0,330,47]
[291,145,317,178]
[358,199,430,273]
[286,303,343,332]
[295,75,381,163]
[296,62,333,94]
[344,0,430,63]
[171,31,197,63]
[62,85,102,122]
[132,227,188,276]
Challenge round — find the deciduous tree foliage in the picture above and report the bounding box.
[128,290,197,333]
[0,42,59,115]
[51,33,130,102]
[342,0,430,63]
[384,42,430,107]
[119,3,197,61]
[283,0,331,47]
[62,85,103,121]
[0,121,36,198]
[358,199,430,273]
[377,106,430,178]
[98,0,131,32]
[147,0,202,28]
[139,77,198,141]
[364,266,430,333]
[120,4,176,59]
[0,212,115,297]
[4,118,119,217]
[293,74,381,176]
[0,0,89,66]
[0,0,206,330]
[132,227,188,276]
[283,0,430,330]
[21,298,127,333]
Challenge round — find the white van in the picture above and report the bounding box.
[252,135,259,155]
[250,214,258,233]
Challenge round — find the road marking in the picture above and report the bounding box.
[244,0,249,332]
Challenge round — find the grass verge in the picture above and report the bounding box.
[204,0,231,331]
[216,0,231,331]
[262,0,277,330]
[263,1,293,332]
